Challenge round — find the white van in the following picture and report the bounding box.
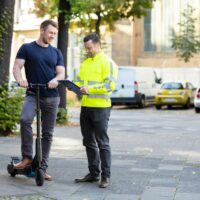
[111,66,161,107]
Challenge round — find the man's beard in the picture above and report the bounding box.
[87,52,94,58]
[42,37,50,44]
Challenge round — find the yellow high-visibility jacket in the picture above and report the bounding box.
[74,52,118,108]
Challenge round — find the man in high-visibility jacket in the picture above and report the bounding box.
[74,33,118,188]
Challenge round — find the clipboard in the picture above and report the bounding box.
[59,80,82,96]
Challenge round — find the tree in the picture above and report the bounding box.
[0,0,15,85]
[76,0,156,36]
[33,0,156,121]
[0,0,24,136]
[57,0,70,112]
[171,5,199,63]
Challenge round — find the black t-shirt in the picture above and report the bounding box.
[16,41,64,97]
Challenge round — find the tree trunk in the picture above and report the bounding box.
[57,0,70,109]
[95,11,101,37]
[0,0,15,85]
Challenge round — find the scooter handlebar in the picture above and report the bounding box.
[11,81,48,88]
[28,83,47,88]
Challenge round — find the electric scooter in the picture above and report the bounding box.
[7,83,47,186]
[7,80,81,186]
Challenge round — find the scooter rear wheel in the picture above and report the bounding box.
[7,164,17,177]
[35,168,44,186]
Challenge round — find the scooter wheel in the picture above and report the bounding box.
[35,168,44,186]
[10,171,17,177]
[7,164,17,177]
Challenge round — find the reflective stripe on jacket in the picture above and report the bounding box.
[74,52,118,107]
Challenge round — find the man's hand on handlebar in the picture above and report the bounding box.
[18,80,28,88]
[48,78,59,89]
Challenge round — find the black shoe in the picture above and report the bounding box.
[99,177,110,188]
[74,173,100,183]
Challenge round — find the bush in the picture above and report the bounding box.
[56,107,69,125]
[0,84,24,136]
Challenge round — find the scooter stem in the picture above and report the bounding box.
[36,85,42,168]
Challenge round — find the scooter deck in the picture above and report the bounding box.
[7,157,35,177]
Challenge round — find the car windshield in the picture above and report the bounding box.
[161,82,184,90]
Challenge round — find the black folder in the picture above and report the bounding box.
[59,80,82,96]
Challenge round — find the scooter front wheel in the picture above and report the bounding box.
[35,168,44,186]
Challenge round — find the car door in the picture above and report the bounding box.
[111,67,135,98]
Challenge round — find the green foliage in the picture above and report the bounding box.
[33,0,156,36]
[73,0,156,36]
[0,7,12,59]
[56,107,69,125]
[33,0,59,18]
[171,5,199,62]
[0,84,24,136]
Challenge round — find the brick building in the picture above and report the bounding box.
[112,0,200,68]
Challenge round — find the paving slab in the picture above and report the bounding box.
[0,107,200,200]
[174,193,200,200]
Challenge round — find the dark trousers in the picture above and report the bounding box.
[20,95,60,172]
[80,107,111,178]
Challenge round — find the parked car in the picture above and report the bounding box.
[111,66,161,108]
[194,88,200,113]
[155,81,195,109]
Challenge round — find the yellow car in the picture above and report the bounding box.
[155,81,195,109]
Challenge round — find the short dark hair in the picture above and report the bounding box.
[40,20,58,30]
[83,33,100,44]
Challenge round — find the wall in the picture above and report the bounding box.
[111,20,133,66]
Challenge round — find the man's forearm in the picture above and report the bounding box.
[13,67,23,83]
[48,67,65,88]
[13,59,25,83]
[54,72,65,81]
[54,66,65,81]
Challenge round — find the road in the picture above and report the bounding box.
[0,106,200,200]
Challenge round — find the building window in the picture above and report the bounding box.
[143,0,200,52]
[143,10,156,52]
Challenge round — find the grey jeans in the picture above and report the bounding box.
[80,107,111,178]
[20,95,60,171]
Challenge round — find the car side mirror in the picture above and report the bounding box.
[156,78,162,84]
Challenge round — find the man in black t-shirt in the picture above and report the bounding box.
[13,20,65,181]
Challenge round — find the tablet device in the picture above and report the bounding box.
[59,80,82,96]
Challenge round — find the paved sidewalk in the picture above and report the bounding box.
[1,107,200,200]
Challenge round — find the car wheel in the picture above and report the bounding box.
[167,105,172,109]
[138,97,145,108]
[195,107,200,113]
[184,98,190,109]
[155,105,161,110]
